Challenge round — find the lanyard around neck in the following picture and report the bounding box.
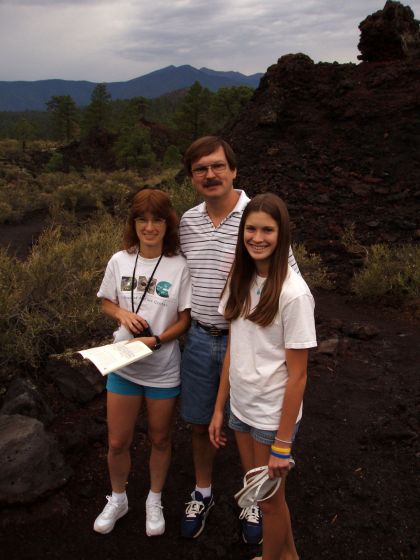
[131,252,163,315]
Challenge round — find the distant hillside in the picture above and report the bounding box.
[0,65,263,111]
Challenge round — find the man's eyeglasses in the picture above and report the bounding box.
[191,162,227,177]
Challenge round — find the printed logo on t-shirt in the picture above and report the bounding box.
[137,276,157,294]
[120,276,171,298]
[121,276,135,291]
[156,281,172,298]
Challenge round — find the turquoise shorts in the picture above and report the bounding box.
[106,372,180,399]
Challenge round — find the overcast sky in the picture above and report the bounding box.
[1,0,419,82]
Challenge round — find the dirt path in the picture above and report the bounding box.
[0,291,419,560]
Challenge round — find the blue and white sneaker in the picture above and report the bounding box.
[181,491,215,538]
[239,504,263,544]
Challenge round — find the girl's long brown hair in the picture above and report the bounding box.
[123,188,179,256]
[223,193,291,327]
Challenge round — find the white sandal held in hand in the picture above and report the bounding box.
[234,459,295,509]
[234,466,280,508]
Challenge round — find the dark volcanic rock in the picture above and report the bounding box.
[226,13,420,289]
[0,414,71,504]
[358,0,420,62]
[0,377,54,425]
[46,351,106,403]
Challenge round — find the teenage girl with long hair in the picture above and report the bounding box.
[209,193,317,560]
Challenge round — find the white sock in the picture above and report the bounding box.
[195,485,212,499]
[111,491,127,504]
[146,490,162,505]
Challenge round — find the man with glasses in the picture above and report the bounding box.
[179,136,299,543]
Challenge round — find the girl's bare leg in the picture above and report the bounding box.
[146,396,177,492]
[254,441,299,560]
[234,431,257,473]
[107,392,143,492]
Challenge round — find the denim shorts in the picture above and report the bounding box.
[180,321,228,424]
[107,372,180,399]
[229,411,300,446]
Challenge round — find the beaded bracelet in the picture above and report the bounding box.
[274,436,292,445]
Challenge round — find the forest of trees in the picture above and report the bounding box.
[0,82,254,172]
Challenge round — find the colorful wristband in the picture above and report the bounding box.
[271,445,291,454]
[270,449,291,459]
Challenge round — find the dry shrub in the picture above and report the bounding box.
[0,249,24,367]
[162,176,198,217]
[293,243,334,290]
[0,214,123,371]
[39,171,136,216]
[352,244,420,304]
[0,167,197,372]
[0,139,20,155]
[0,167,192,225]
[0,168,44,223]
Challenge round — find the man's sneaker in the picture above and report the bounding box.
[93,495,128,534]
[239,504,263,544]
[180,491,215,538]
[146,502,165,536]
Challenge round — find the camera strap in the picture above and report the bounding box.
[131,252,163,314]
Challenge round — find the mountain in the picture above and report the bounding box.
[0,65,263,111]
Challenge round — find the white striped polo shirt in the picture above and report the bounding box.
[180,190,299,329]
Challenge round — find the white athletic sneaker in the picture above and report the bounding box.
[145,502,165,536]
[93,495,128,534]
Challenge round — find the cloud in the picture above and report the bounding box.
[0,0,418,81]
[5,0,110,5]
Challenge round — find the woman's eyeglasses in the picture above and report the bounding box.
[135,217,166,226]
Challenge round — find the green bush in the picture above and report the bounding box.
[44,151,64,172]
[114,127,156,170]
[352,244,420,303]
[293,243,333,290]
[163,145,181,168]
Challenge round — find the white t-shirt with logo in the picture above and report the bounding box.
[98,251,192,388]
[219,267,317,430]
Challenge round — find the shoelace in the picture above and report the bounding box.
[184,499,205,518]
[101,495,123,518]
[239,505,260,524]
[146,503,163,522]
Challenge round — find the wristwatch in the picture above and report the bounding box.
[153,335,162,350]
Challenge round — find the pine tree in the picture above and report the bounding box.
[82,84,112,137]
[173,81,213,146]
[46,95,79,142]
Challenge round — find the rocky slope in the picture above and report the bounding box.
[227,1,420,270]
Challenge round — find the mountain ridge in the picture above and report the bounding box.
[0,65,263,111]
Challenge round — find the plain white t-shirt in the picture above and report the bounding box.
[98,251,191,387]
[219,266,317,430]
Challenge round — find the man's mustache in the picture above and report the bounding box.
[203,179,222,187]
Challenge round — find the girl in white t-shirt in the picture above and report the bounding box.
[94,189,191,537]
[209,193,316,560]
